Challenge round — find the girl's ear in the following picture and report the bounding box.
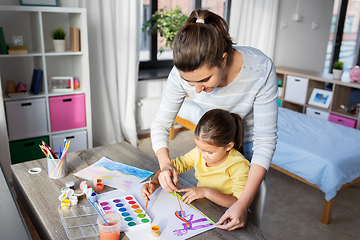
[226,142,234,151]
[221,52,228,68]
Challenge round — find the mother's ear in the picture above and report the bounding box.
[221,52,228,68]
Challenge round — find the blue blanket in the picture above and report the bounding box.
[273,107,360,201]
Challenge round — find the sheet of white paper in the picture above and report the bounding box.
[98,182,215,240]
[73,157,153,192]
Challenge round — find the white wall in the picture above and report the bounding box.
[273,0,334,72]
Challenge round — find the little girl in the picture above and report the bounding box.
[142,109,250,208]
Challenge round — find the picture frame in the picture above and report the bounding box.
[49,76,74,93]
[308,88,333,109]
[20,0,58,7]
[12,36,23,46]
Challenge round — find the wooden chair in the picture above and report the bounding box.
[169,116,196,140]
[247,180,267,228]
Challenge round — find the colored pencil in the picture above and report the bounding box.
[58,146,62,158]
[62,138,66,153]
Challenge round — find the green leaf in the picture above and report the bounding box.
[142,6,188,54]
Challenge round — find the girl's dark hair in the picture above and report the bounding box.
[194,109,245,155]
[173,9,234,72]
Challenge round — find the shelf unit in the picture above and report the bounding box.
[276,66,360,130]
[0,6,92,163]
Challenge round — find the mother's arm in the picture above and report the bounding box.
[150,67,188,192]
[217,60,278,230]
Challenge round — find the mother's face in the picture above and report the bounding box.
[179,65,223,93]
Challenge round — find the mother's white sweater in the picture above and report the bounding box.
[151,46,278,170]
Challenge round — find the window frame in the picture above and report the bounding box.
[329,0,360,73]
[139,0,231,73]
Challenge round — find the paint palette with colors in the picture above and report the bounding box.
[98,195,151,231]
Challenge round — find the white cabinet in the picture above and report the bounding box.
[284,75,309,104]
[306,107,330,121]
[5,98,48,140]
[51,130,88,153]
[0,6,92,163]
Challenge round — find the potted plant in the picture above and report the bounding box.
[51,27,67,52]
[332,61,344,80]
[142,6,188,54]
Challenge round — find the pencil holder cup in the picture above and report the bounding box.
[47,156,67,179]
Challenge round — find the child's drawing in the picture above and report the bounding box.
[173,210,213,236]
[74,157,153,192]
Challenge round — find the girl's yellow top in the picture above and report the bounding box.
[172,148,250,198]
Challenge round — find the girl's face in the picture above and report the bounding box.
[194,137,234,167]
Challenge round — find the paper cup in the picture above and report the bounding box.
[97,213,122,240]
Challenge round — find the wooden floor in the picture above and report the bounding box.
[17,198,41,240]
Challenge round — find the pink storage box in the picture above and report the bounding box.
[49,94,86,132]
[329,114,357,128]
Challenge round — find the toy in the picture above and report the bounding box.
[68,77,79,89]
[350,66,360,83]
[16,82,27,92]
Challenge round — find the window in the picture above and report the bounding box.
[140,0,230,73]
[324,0,360,74]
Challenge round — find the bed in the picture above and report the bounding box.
[170,101,360,224]
[272,107,360,224]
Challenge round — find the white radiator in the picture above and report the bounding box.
[136,97,162,130]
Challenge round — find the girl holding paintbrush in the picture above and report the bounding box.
[141,109,250,208]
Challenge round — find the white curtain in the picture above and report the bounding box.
[229,0,279,59]
[61,0,141,147]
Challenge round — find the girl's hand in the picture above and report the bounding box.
[177,187,207,204]
[216,201,248,231]
[158,163,179,192]
[141,181,159,202]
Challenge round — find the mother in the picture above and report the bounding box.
[150,9,278,231]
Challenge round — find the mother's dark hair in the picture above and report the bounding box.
[173,9,234,72]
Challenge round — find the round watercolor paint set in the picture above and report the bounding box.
[98,195,151,231]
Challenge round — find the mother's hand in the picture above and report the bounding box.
[158,163,179,192]
[216,201,248,231]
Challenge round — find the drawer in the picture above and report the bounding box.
[329,114,357,128]
[284,75,309,104]
[51,130,88,153]
[306,107,329,121]
[9,136,49,164]
[49,94,86,132]
[5,98,48,140]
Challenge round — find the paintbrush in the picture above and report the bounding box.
[175,191,183,216]
[145,177,151,214]
[86,197,109,226]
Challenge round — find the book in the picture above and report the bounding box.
[30,69,43,95]
[8,49,28,55]
[70,27,80,52]
[7,91,29,98]
[8,45,28,50]
[0,27,7,55]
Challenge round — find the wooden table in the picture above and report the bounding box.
[12,142,274,240]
